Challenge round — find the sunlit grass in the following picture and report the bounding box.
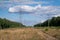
[0,27,60,40]
[0,28,43,40]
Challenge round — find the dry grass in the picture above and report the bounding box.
[42,28,60,40]
[0,27,60,40]
[0,28,43,40]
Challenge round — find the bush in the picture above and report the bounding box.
[45,28,48,31]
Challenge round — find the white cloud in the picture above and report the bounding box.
[54,14,60,17]
[0,0,50,9]
[9,5,60,16]
[9,5,36,13]
[0,0,49,5]
[2,0,39,5]
[9,0,42,4]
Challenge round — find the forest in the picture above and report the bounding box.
[0,18,25,29]
[34,16,60,27]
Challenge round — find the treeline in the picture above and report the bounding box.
[0,18,25,29]
[34,16,60,27]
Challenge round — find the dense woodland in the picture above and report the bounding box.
[34,16,60,27]
[0,18,25,29]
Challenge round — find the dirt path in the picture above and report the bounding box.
[36,29,58,40]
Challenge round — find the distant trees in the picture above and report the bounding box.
[0,18,25,29]
[34,16,60,27]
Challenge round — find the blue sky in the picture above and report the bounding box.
[0,0,60,26]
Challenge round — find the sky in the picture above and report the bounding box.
[0,0,60,26]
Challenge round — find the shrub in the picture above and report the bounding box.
[45,28,48,31]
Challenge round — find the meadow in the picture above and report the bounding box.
[0,27,60,40]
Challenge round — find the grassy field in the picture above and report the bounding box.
[43,27,60,40]
[0,27,60,40]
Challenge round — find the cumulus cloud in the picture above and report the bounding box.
[9,5,42,13]
[8,5,60,23]
[9,5,60,16]
[9,5,35,13]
